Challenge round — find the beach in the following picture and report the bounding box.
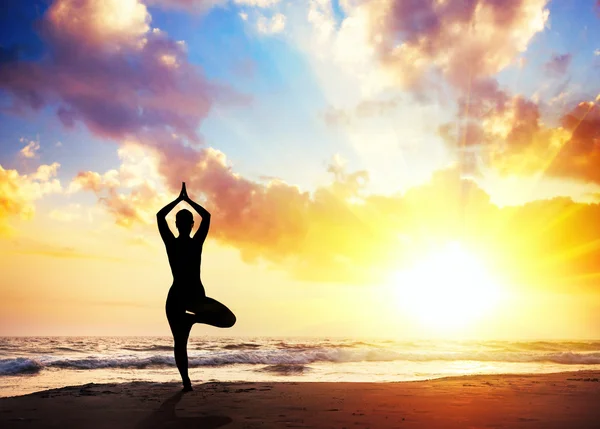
[5,336,600,398]
[1,371,599,428]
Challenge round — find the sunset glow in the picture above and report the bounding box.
[391,242,504,332]
[1,0,600,339]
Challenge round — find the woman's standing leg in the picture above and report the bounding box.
[172,315,195,390]
[166,288,196,391]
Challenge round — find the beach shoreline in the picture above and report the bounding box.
[1,370,599,428]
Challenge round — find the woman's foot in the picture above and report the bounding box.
[182,377,193,392]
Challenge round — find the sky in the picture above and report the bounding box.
[1,0,600,339]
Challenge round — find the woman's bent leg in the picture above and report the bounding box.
[193,297,236,328]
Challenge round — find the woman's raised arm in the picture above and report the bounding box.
[181,183,211,243]
[156,185,185,243]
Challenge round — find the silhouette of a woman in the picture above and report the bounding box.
[157,182,236,391]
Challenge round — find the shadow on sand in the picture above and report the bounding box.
[135,390,232,429]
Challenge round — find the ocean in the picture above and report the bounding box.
[1,336,600,398]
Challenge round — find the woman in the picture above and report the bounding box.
[157,182,236,391]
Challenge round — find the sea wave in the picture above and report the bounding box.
[2,348,600,375]
[222,343,262,350]
[55,347,84,353]
[256,364,310,375]
[121,345,173,352]
[4,338,600,354]
[0,358,44,375]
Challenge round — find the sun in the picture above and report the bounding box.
[390,241,503,332]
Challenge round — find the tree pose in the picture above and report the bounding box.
[157,182,236,391]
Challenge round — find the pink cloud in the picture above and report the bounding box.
[367,0,549,95]
[72,139,600,289]
[361,0,551,178]
[0,0,248,142]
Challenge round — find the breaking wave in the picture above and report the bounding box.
[3,347,600,375]
[0,358,44,375]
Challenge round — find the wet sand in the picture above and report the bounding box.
[1,371,599,428]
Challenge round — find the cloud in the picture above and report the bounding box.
[1,0,251,232]
[19,138,40,158]
[72,142,600,291]
[544,53,572,76]
[144,0,279,13]
[69,143,164,227]
[256,12,286,34]
[290,1,552,185]
[301,0,393,97]
[545,100,600,182]
[0,0,247,143]
[440,90,600,185]
[364,0,550,95]
[75,145,397,283]
[7,0,599,291]
[0,163,62,236]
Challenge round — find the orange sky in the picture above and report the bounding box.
[1,0,600,338]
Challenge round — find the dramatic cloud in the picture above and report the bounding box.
[0,0,246,143]
[355,0,566,183]
[297,0,553,182]
[440,90,600,185]
[69,143,164,227]
[73,145,400,283]
[365,0,549,95]
[6,0,599,290]
[74,144,600,290]
[544,53,572,76]
[1,0,251,229]
[545,100,600,182]
[0,163,62,235]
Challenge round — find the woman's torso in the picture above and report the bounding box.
[166,236,205,295]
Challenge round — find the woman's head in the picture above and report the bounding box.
[175,209,194,236]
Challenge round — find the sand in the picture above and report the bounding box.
[1,371,599,428]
